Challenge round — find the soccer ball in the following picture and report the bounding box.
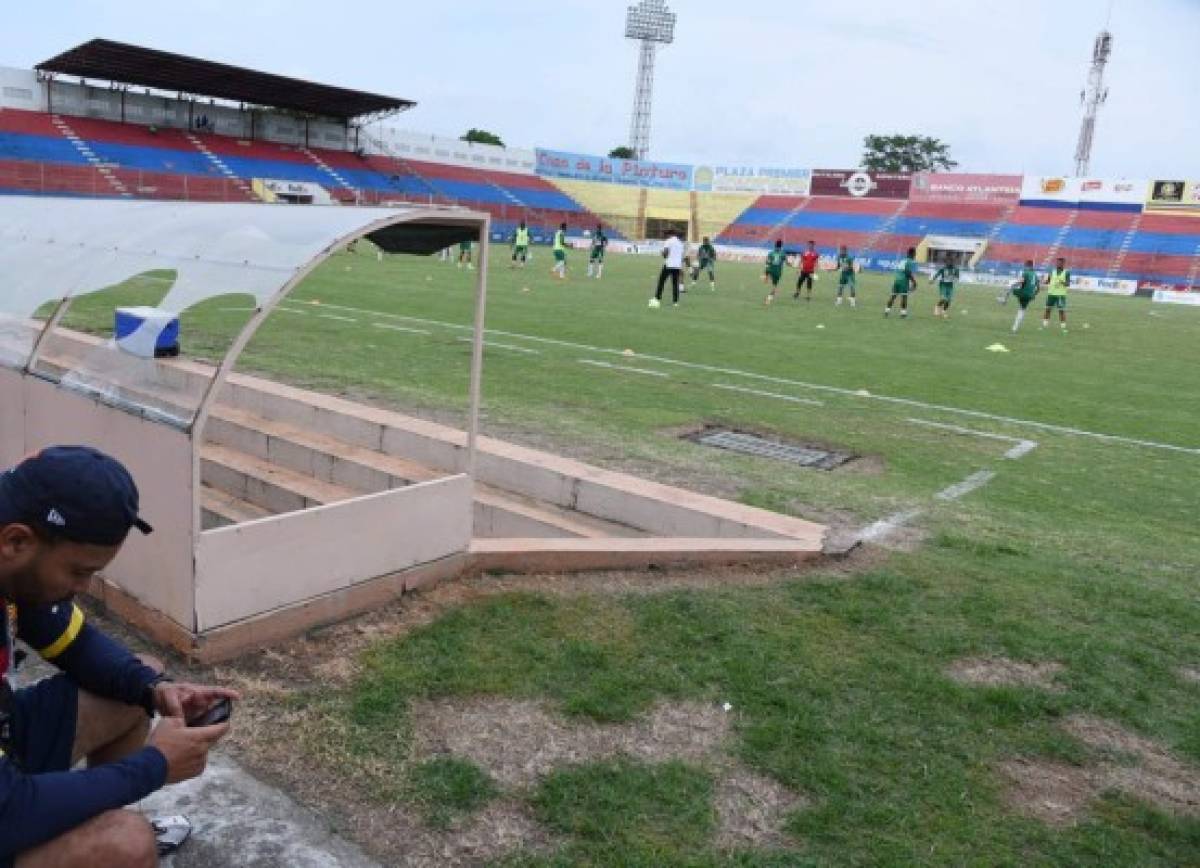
[648,298,661,309]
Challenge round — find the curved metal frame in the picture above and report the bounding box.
[187,206,490,539]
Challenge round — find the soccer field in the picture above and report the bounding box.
[73,246,1200,863]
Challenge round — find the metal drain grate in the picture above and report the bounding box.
[693,429,853,470]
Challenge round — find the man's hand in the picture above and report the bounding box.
[148,716,228,784]
[153,681,241,720]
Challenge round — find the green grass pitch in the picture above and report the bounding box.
[63,246,1200,864]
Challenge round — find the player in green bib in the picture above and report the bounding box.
[551,222,568,280]
[834,245,857,307]
[763,240,788,305]
[884,247,919,318]
[457,240,473,270]
[931,254,961,319]
[1009,259,1041,333]
[1042,256,1070,332]
[510,220,531,268]
[691,236,717,290]
[586,224,608,279]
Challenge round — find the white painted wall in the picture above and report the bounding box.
[193,474,472,630]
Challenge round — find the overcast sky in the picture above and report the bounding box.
[4,0,1198,177]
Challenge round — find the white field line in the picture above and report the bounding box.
[935,470,997,502]
[857,507,923,543]
[317,313,357,323]
[275,300,1199,456]
[372,322,429,335]
[906,418,1038,460]
[711,383,824,406]
[579,359,669,378]
[455,337,540,354]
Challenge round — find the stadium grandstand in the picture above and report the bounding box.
[1,39,1198,289]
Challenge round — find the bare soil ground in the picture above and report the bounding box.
[945,657,1066,691]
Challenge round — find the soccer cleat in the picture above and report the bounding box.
[850,298,856,308]
[648,298,661,308]
[835,297,842,306]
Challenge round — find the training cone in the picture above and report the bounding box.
[622,348,636,356]
[986,343,1010,353]
[816,324,825,329]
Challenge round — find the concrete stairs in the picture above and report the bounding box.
[762,198,811,244]
[1106,212,1143,278]
[300,147,359,202]
[202,405,641,540]
[50,115,131,197]
[183,132,256,200]
[1042,209,1078,267]
[860,200,910,260]
[1186,239,1200,290]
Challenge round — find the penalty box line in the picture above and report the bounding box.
[284,301,1199,457]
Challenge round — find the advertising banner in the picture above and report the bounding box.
[534,148,692,190]
[1076,178,1145,208]
[1072,275,1138,296]
[693,165,811,195]
[1146,179,1200,212]
[1151,288,1200,305]
[910,173,1021,203]
[1019,175,1082,206]
[811,169,911,199]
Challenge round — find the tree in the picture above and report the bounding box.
[608,146,636,159]
[861,135,958,173]
[461,128,504,147]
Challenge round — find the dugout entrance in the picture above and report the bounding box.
[644,216,689,241]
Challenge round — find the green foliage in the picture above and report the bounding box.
[862,134,958,172]
[608,146,636,159]
[409,757,497,828]
[461,128,504,147]
[532,760,714,863]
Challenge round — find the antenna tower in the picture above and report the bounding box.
[1074,30,1113,176]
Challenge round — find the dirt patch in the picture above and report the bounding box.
[946,657,1066,691]
[410,698,731,790]
[1178,666,1200,685]
[713,767,808,851]
[997,758,1098,826]
[1000,716,1200,828]
[1062,715,1200,817]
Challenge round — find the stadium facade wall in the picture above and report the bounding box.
[1,65,1198,285]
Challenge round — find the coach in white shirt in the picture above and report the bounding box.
[652,230,686,306]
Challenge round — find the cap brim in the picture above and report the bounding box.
[133,517,154,535]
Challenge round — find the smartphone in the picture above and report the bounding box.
[185,697,233,727]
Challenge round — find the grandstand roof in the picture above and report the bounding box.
[36,39,414,121]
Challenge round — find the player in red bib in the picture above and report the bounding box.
[793,240,820,302]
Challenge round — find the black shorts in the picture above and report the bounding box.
[796,271,814,290]
[1,674,79,863]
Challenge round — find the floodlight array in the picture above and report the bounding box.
[625,0,676,43]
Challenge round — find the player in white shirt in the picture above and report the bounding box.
[649,230,686,307]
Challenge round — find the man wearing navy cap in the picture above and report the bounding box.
[0,446,238,867]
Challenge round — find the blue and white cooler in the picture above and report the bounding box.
[114,306,181,358]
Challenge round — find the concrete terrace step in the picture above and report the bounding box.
[469,536,822,575]
[474,485,645,539]
[200,484,273,530]
[200,443,363,515]
[207,404,446,494]
[208,405,639,539]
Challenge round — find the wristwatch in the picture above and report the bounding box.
[139,673,174,717]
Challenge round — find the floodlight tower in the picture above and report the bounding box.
[1073,30,1113,177]
[625,0,676,160]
